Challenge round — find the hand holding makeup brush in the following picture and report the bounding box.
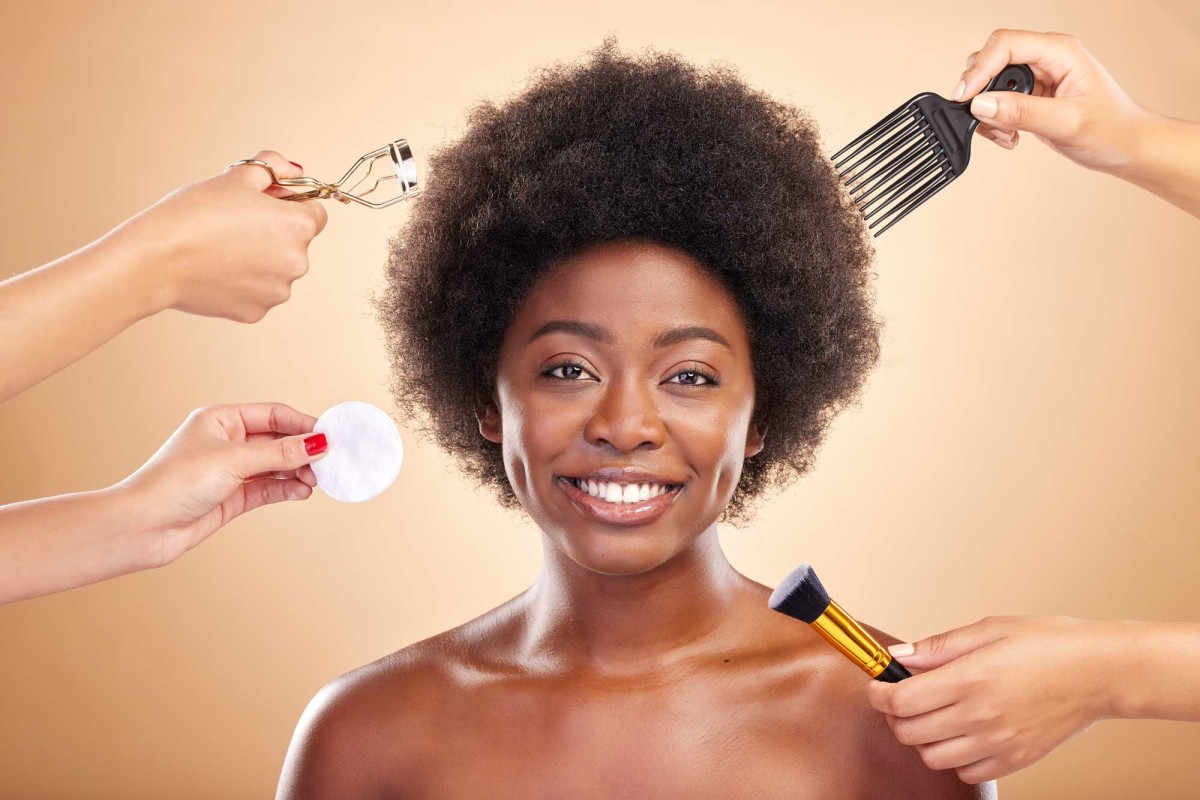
[866,615,1200,784]
[0,402,329,606]
[956,29,1200,218]
[0,149,327,405]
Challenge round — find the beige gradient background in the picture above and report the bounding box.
[1,1,1198,797]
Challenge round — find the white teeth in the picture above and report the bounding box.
[570,477,676,505]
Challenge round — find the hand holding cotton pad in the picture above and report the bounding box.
[311,401,403,502]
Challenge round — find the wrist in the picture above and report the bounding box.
[1107,107,1171,187]
[100,481,173,571]
[100,210,178,319]
[1099,619,1160,720]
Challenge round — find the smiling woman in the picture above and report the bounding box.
[275,41,993,799]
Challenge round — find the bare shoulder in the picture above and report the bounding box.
[275,599,525,800]
[743,581,993,798]
[832,622,995,800]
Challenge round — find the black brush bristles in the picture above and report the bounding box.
[769,563,830,624]
[832,64,1035,237]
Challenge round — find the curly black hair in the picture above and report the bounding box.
[378,40,880,522]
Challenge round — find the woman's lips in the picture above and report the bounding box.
[556,476,682,526]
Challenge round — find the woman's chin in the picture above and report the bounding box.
[556,529,687,577]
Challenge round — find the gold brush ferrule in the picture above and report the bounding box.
[810,600,892,678]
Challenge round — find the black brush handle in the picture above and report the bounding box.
[874,659,913,683]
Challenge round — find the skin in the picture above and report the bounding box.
[869,617,1200,784]
[0,150,330,604]
[277,241,992,799]
[864,29,1199,784]
[0,402,327,606]
[956,29,1200,218]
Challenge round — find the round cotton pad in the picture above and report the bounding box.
[311,401,404,503]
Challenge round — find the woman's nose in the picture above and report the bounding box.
[582,379,667,452]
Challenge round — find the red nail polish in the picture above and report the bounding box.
[304,433,327,456]
[289,160,304,171]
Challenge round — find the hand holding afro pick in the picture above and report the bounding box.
[310,401,404,503]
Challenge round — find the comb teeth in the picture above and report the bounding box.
[834,99,960,237]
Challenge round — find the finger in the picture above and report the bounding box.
[916,736,992,772]
[246,431,287,444]
[977,123,1015,142]
[244,466,318,486]
[956,756,1011,784]
[220,402,319,439]
[264,184,303,201]
[297,464,318,487]
[238,477,314,516]
[295,198,329,238]
[245,468,303,481]
[957,29,1081,101]
[865,670,962,719]
[964,50,979,69]
[976,126,1019,151]
[226,149,302,191]
[889,618,1011,671]
[886,704,971,746]
[236,431,329,478]
[970,91,1083,140]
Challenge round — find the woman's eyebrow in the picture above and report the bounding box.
[652,325,732,351]
[528,320,732,351]
[529,320,612,344]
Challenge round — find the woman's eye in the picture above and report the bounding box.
[545,363,591,380]
[666,370,715,386]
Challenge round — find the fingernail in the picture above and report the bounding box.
[289,161,304,171]
[972,95,998,118]
[951,80,966,101]
[304,433,327,456]
[889,643,915,658]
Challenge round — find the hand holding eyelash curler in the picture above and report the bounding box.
[226,139,421,208]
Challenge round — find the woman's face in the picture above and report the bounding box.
[480,240,764,576]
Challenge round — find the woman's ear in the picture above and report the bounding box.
[476,398,502,444]
[745,420,766,458]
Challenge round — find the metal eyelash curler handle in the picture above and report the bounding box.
[225,139,420,208]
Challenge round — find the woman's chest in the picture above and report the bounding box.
[390,677,871,799]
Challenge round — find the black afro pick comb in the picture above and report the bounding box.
[833,64,1035,236]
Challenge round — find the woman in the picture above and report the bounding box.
[277,43,991,798]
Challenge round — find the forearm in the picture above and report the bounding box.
[1106,620,1200,721]
[0,228,168,404]
[0,484,160,606]
[1110,111,1200,219]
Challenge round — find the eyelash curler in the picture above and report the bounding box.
[226,139,420,208]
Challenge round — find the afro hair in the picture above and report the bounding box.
[378,40,880,522]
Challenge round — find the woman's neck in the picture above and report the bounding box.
[520,524,754,673]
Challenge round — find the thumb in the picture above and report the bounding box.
[888,618,1009,671]
[235,432,328,479]
[970,91,1083,142]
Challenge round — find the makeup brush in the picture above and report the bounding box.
[833,63,1035,236]
[769,563,910,683]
